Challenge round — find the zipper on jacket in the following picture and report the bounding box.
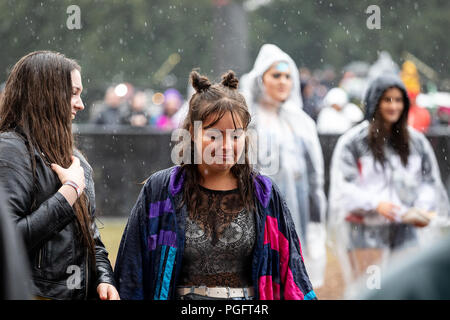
[37,248,43,269]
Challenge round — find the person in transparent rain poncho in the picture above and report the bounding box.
[240,44,327,288]
[328,74,449,294]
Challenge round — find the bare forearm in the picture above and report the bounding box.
[58,184,79,206]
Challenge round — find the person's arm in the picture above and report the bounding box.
[93,219,120,300]
[413,135,448,213]
[328,136,382,226]
[271,183,317,300]
[91,217,116,290]
[0,185,32,300]
[114,181,151,300]
[301,121,327,223]
[0,141,83,251]
[85,170,119,299]
[70,149,119,299]
[330,135,406,225]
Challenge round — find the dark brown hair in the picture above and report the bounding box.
[0,51,96,260]
[368,86,410,168]
[179,70,256,217]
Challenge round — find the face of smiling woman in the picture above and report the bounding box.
[378,87,404,128]
[194,110,246,174]
[262,61,293,103]
[70,69,84,120]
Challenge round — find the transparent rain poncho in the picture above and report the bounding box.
[328,75,450,295]
[240,44,327,288]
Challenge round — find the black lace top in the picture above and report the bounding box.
[179,185,256,287]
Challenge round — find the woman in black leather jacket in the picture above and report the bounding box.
[0,51,119,300]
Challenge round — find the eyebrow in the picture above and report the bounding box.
[202,127,244,133]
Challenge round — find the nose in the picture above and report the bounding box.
[393,100,403,108]
[75,97,85,111]
[280,76,288,84]
[222,133,234,154]
[388,101,403,113]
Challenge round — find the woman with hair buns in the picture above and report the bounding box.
[114,70,316,300]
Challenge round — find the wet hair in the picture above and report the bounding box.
[179,70,256,217]
[0,51,96,261]
[368,85,410,168]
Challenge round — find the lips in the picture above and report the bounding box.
[386,112,400,117]
[216,154,234,159]
[213,154,234,163]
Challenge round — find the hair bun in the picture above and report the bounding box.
[221,70,238,89]
[190,71,211,93]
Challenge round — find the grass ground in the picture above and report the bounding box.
[98,217,345,299]
[97,217,127,268]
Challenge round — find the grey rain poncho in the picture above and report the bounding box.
[328,74,449,288]
[240,44,327,288]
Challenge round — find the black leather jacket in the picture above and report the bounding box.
[0,184,32,299]
[0,129,115,299]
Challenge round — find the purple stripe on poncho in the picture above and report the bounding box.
[253,175,272,208]
[169,166,185,196]
[148,230,177,251]
[148,198,173,219]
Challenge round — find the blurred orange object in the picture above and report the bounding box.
[408,102,431,132]
[401,61,431,132]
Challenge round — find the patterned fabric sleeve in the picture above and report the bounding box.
[114,181,150,300]
[271,182,317,300]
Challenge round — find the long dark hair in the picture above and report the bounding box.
[179,70,256,217]
[368,86,410,168]
[0,51,96,260]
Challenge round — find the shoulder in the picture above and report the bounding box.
[141,166,183,201]
[407,126,430,153]
[338,121,369,145]
[0,131,29,155]
[293,108,317,131]
[73,149,92,175]
[253,173,273,208]
[0,131,32,170]
[334,121,369,156]
[253,173,287,211]
[317,107,334,119]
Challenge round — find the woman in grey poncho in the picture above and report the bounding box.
[328,74,449,288]
[240,44,327,288]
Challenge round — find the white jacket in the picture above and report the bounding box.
[240,44,327,288]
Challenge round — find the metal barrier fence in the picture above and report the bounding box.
[74,124,450,218]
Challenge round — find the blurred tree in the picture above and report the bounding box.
[247,0,450,88]
[0,0,215,122]
[0,0,449,122]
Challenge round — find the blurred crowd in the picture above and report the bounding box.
[1,48,449,301]
[301,51,450,134]
[55,50,450,134]
[88,83,186,130]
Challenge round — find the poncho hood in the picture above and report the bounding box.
[363,74,410,121]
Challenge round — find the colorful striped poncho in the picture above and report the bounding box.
[114,166,316,300]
